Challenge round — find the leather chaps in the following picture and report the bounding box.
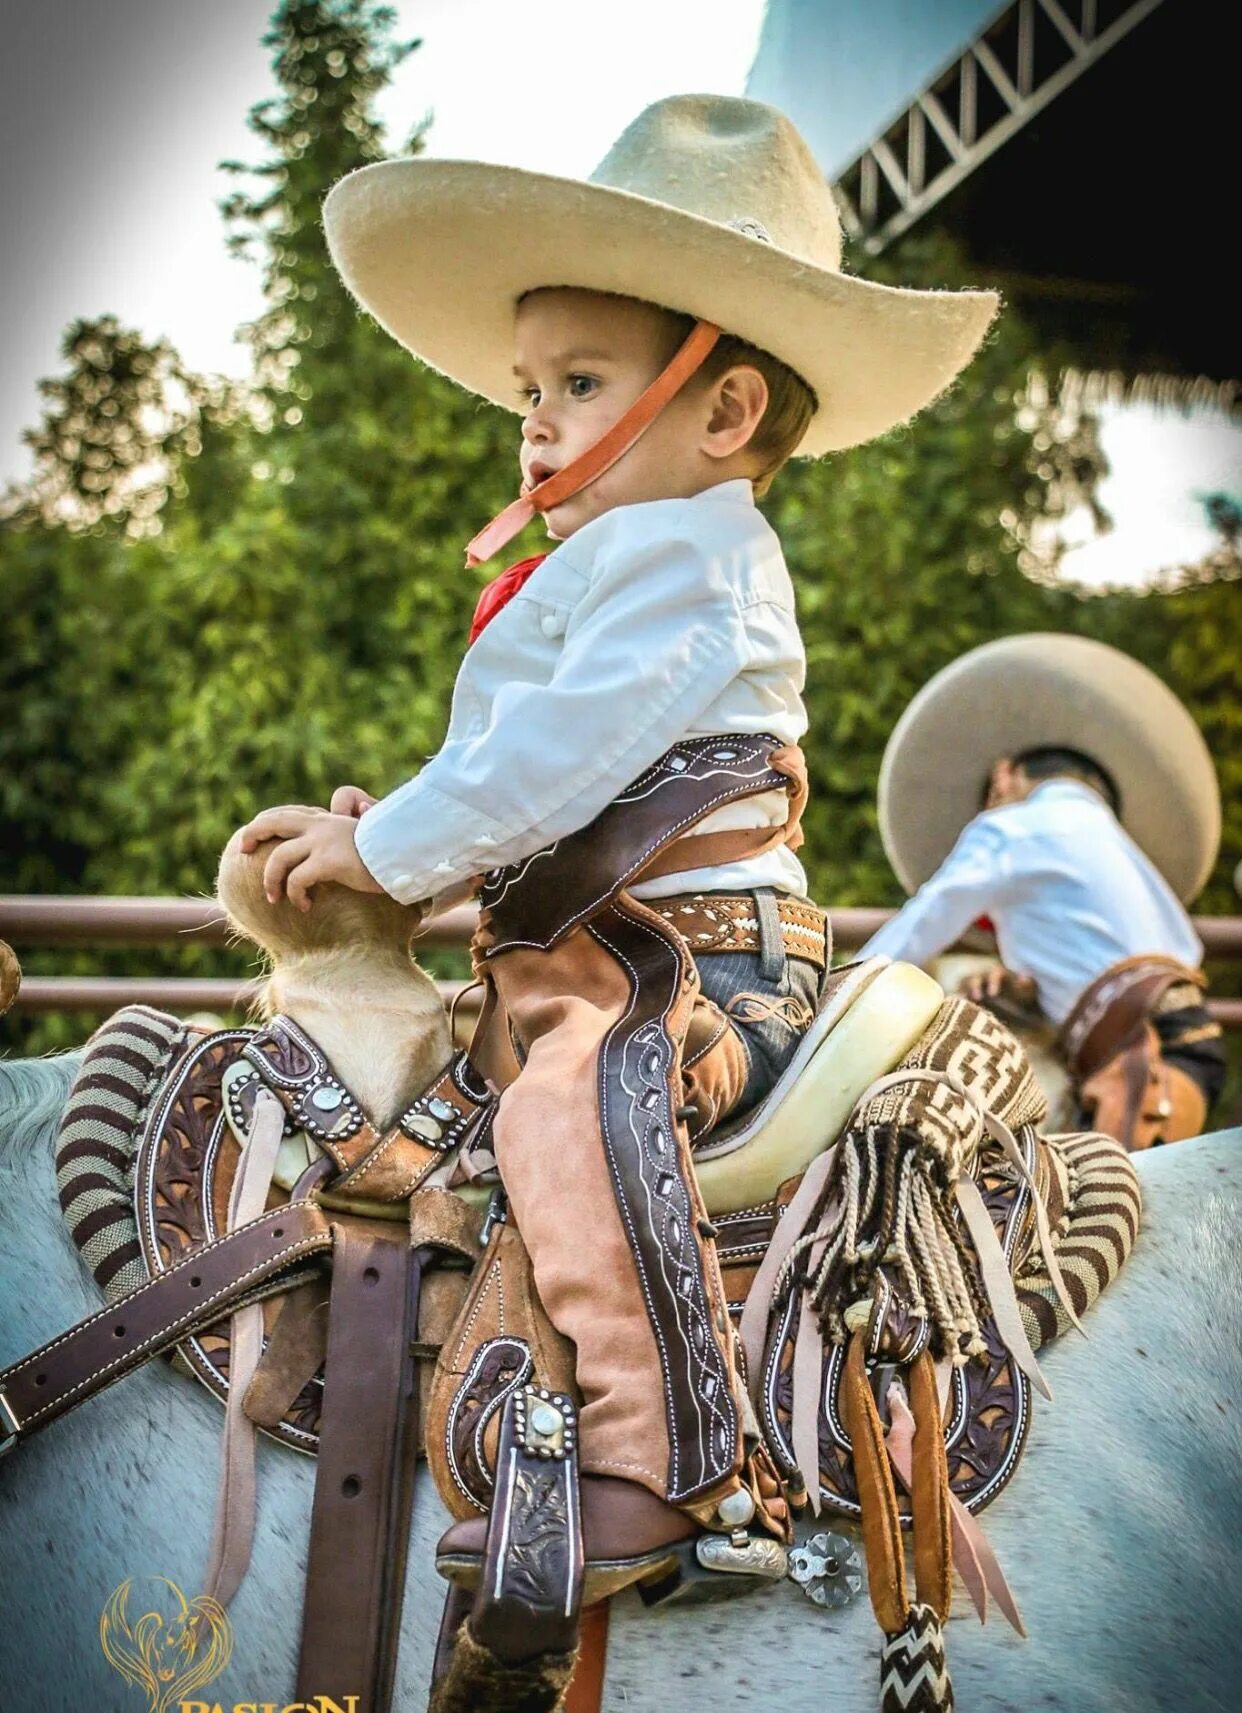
[457,734,804,1531]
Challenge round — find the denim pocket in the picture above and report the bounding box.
[694,949,819,1116]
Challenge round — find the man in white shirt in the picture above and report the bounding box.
[867,635,1225,1150]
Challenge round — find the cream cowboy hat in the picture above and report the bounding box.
[323,94,998,456]
[878,634,1221,903]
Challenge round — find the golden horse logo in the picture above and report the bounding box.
[99,1577,233,1713]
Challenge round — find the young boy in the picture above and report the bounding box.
[239,94,997,1580]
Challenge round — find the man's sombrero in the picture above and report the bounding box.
[323,94,998,456]
[878,634,1221,902]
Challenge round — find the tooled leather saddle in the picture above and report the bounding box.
[0,736,1141,1713]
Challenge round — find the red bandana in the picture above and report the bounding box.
[468,554,548,646]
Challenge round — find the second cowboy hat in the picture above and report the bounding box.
[878,634,1222,903]
[323,93,998,457]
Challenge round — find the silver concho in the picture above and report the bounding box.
[788,1530,864,1610]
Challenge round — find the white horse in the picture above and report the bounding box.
[1,1048,1238,1713]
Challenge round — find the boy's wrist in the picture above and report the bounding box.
[352,774,514,905]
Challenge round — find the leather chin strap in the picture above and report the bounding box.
[466,320,722,567]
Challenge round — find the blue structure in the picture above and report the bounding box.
[746,0,999,179]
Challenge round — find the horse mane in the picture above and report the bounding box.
[0,1054,82,1173]
[0,1053,93,1293]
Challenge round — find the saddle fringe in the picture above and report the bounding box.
[753,1060,1084,1497]
[783,1119,991,1363]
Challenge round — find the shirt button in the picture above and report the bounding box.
[540,610,565,638]
[392,873,413,891]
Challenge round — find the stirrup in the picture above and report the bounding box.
[472,1383,584,1659]
[427,1385,583,1713]
[637,1529,790,1609]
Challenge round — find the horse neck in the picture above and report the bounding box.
[263,952,453,1132]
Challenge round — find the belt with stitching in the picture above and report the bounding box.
[648,892,829,969]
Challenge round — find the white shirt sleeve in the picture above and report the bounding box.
[863,819,1012,969]
[354,518,757,905]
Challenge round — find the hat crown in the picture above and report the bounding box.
[589,95,843,273]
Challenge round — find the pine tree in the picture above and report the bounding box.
[220,0,422,411]
[82,0,519,899]
[4,315,215,537]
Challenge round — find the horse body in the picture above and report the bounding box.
[1,1057,1238,1712]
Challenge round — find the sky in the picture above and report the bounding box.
[0,0,767,479]
[1055,400,1241,591]
[748,0,998,176]
[1,0,1237,590]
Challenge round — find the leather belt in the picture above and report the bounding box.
[648,892,829,970]
[1060,955,1206,1080]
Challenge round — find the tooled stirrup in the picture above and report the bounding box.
[429,1384,584,1713]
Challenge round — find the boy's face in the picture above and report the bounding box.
[512,288,722,539]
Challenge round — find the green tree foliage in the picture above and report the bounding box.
[3,316,214,536]
[2,0,1238,1066]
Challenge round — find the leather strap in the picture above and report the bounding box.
[471,1383,583,1662]
[908,1349,952,1622]
[0,1201,332,1449]
[887,1384,1026,1636]
[465,321,721,566]
[841,1326,907,1636]
[841,1336,954,1637]
[430,1584,473,1692]
[296,1219,424,1713]
[564,1603,611,1713]
[244,1019,490,1201]
[204,1089,287,1605]
[640,742,809,878]
[242,1274,331,1429]
[1061,955,1205,1080]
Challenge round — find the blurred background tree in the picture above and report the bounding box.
[1,0,1237,1061]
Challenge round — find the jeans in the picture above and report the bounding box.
[690,887,822,1124]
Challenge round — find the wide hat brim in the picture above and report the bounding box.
[322,158,998,456]
[878,634,1221,903]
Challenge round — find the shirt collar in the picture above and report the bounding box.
[689,477,756,506]
[1027,778,1112,809]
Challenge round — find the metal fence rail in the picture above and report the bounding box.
[3,895,1240,1028]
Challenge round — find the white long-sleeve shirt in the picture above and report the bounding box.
[355,478,809,910]
[863,779,1203,1024]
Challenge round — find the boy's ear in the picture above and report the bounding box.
[703,364,769,461]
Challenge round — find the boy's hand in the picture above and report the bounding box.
[329,784,378,818]
[236,806,385,910]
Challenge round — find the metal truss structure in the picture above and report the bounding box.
[833,0,1167,253]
